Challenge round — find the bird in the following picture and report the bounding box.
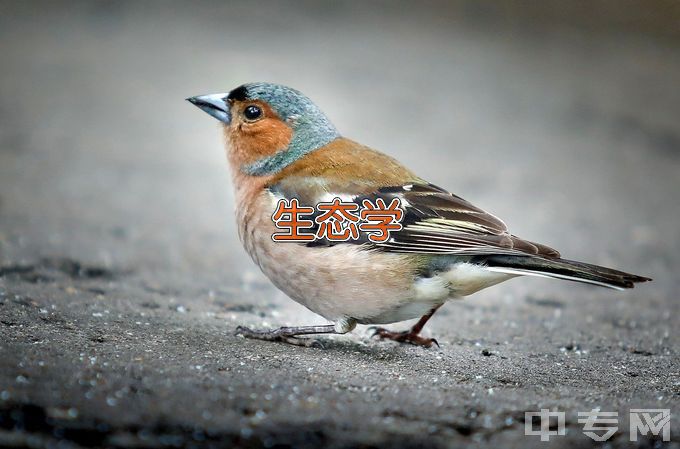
[187,82,651,348]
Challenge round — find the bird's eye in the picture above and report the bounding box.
[243,105,263,121]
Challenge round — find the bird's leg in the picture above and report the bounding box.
[235,318,356,348]
[370,305,442,348]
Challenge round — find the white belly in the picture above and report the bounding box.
[236,192,514,325]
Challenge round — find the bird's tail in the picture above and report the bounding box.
[479,255,651,290]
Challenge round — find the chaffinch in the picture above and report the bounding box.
[187,82,650,348]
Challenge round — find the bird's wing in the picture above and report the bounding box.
[268,178,560,258]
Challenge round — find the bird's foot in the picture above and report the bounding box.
[369,327,439,348]
[234,326,323,348]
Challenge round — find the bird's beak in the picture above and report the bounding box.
[186,93,231,124]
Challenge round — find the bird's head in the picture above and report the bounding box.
[188,82,340,177]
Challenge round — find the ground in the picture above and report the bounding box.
[0,1,678,448]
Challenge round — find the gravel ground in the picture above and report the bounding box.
[0,1,678,448]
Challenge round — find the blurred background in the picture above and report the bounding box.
[0,1,678,447]
[1,0,679,293]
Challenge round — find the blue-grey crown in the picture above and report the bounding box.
[229,83,341,176]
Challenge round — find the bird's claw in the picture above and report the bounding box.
[234,326,324,348]
[368,326,439,348]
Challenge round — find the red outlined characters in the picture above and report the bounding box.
[271,197,404,243]
[359,198,404,242]
[271,198,315,241]
[315,198,360,241]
